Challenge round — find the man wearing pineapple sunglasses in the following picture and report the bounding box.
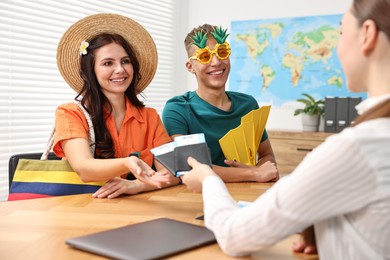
[162,24,279,183]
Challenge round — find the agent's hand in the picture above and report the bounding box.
[181,157,218,193]
[224,160,279,182]
[292,226,317,254]
[127,156,170,188]
[93,177,143,199]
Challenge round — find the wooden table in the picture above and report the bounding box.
[0,183,318,259]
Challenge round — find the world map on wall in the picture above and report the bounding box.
[229,14,366,107]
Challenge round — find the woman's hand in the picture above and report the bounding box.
[292,226,317,254]
[127,156,171,188]
[181,157,218,192]
[92,177,142,199]
[153,167,177,184]
[92,168,179,199]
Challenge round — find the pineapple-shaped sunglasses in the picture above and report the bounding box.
[189,26,231,64]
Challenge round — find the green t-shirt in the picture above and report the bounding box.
[162,91,268,166]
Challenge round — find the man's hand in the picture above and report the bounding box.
[224,160,279,182]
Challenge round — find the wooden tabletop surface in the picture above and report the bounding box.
[0,182,318,259]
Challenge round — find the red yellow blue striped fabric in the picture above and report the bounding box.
[8,159,105,201]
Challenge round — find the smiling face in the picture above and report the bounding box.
[93,42,134,97]
[186,38,230,91]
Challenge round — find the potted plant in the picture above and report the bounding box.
[294,93,324,132]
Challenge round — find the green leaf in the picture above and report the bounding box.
[294,109,304,116]
[192,31,208,48]
[211,26,230,44]
[302,93,316,103]
[294,93,324,116]
[296,99,311,106]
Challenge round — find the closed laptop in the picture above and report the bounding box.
[66,218,216,260]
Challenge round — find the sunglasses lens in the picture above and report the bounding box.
[217,44,230,59]
[194,44,230,64]
[198,50,211,63]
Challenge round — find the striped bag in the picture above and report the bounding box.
[8,101,105,201]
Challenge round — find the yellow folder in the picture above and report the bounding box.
[219,106,271,166]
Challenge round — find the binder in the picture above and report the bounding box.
[336,97,349,132]
[347,97,362,126]
[324,97,337,133]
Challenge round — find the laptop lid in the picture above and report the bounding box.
[66,218,216,260]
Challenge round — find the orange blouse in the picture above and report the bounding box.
[53,98,171,167]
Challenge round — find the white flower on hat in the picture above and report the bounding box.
[79,40,89,56]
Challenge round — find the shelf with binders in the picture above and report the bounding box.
[324,96,362,133]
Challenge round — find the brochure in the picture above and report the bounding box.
[219,106,271,166]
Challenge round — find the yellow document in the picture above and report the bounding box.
[219,106,271,166]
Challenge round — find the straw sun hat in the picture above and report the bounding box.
[57,13,157,94]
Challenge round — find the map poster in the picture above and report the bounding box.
[229,14,366,108]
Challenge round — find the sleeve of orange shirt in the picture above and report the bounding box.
[53,103,89,158]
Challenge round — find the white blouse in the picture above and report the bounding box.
[202,96,390,260]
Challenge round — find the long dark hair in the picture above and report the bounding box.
[77,33,144,159]
[351,0,390,125]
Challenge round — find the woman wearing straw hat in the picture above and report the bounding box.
[53,14,179,199]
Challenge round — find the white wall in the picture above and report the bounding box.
[177,0,352,131]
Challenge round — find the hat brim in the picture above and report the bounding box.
[57,13,157,94]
